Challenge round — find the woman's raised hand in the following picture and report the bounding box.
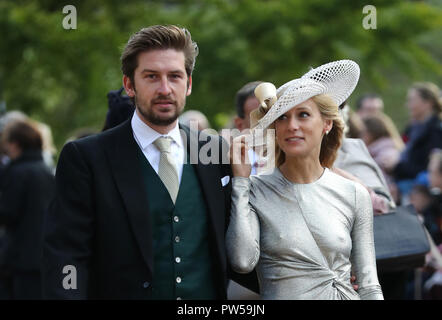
[230,135,252,178]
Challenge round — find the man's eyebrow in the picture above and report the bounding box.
[140,69,185,74]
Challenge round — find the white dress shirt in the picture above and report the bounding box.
[131,111,185,183]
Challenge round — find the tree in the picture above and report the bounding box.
[0,0,441,153]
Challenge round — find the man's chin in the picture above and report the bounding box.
[148,114,179,126]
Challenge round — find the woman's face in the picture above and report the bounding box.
[275,99,332,160]
[407,88,431,122]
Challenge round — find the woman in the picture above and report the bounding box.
[226,60,383,300]
[394,82,442,182]
[362,113,404,184]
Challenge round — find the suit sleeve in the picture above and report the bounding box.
[42,141,95,299]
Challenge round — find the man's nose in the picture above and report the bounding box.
[157,77,172,96]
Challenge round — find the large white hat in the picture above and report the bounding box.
[252,60,360,131]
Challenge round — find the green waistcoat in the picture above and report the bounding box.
[137,149,218,300]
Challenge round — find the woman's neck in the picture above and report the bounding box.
[279,156,324,184]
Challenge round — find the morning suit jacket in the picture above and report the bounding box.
[42,118,258,299]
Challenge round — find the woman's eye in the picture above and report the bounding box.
[278,114,287,120]
[299,112,310,118]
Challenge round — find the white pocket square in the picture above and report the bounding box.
[221,175,230,187]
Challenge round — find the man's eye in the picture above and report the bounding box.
[145,74,156,79]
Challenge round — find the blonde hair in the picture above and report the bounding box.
[362,113,405,151]
[270,94,344,168]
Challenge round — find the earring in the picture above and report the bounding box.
[325,130,329,135]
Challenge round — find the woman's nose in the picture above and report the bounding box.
[287,116,299,130]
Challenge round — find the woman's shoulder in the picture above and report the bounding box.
[326,168,368,195]
[248,168,286,193]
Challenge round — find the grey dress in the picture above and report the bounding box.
[226,167,384,300]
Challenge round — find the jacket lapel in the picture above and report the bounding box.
[105,120,154,276]
[181,125,227,271]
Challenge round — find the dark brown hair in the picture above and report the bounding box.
[121,25,199,84]
[235,81,263,118]
[2,120,42,151]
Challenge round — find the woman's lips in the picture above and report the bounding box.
[285,137,304,142]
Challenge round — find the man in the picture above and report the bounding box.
[233,81,262,132]
[233,81,270,175]
[42,25,257,299]
[356,93,384,119]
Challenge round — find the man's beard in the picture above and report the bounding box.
[135,94,184,126]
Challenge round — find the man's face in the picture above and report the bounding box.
[357,98,383,119]
[235,96,260,131]
[123,49,191,129]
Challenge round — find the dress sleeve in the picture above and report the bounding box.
[350,183,384,300]
[226,177,260,274]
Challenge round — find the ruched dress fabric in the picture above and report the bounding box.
[226,168,384,300]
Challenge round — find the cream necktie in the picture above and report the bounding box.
[154,136,179,203]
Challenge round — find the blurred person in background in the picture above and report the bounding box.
[346,110,365,139]
[336,102,394,213]
[427,150,442,243]
[393,82,442,199]
[356,93,384,120]
[362,113,405,185]
[233,81,263,132]
[338,102,409,300]
[0,110,29,299]
[179,109,211,131]
[34,121,56,172]
[102,87,135,131]
[409,184,441,245]
[232,81,269,177]
[0,111,28,170]
[0,119,55,299]
[421,149,442,299]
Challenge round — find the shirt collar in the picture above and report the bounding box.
[131,111,183,150]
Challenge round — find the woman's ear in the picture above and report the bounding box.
[324,119,333,135]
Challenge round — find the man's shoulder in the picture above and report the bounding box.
[61,120,132,159]
[71,120,130,147]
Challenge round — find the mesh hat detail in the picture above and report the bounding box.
[252,60,360,131]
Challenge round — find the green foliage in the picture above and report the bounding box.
[0,0,441,152]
